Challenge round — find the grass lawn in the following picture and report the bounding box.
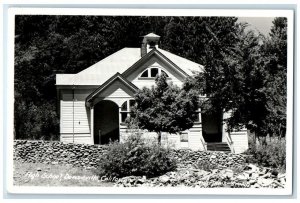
[13,160,114,187]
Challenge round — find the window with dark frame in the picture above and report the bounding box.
[150,68,159,77]
[120,99,135,123]
[180,133,188,142]
[140,69,148,77]
[161,69,169,77]
[129,100,135,108]
[140,67,169,78]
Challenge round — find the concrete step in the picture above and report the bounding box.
[206,142,231,152]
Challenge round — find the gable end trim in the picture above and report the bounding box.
[85,72,138,107]
[122,48,189,78]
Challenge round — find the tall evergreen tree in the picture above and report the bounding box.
[262,17,287,138]
[187,17,288,142]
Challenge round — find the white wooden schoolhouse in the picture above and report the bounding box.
[56,33,248,153]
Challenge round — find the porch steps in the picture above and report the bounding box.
[206,142,231,152]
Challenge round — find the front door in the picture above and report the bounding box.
[94,100,119,144]
[202,111,223,142]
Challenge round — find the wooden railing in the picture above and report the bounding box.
[225,132,235,153]
[200,135,207,151]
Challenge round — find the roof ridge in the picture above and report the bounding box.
[76,47,131,74]
[157,48,202,66]
[56,47,203,86]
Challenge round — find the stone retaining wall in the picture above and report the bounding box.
[173,149,247,169]
[14,140,108,168]
[13,140,248,169]
[13,140,285,188]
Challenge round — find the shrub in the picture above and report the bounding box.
[96,134,177,179]
[193,159,218,172]
[245,136,286,171]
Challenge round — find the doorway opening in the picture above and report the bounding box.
[202,111,223,142]
[94,100,119,144]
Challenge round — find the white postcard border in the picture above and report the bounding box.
[5,7,294,195]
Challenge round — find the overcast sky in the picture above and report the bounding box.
[237,17,275,36]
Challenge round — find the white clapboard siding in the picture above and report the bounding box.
[106,88,131,98]
[98,80,134,99]
[120,127,206,150]
[61,89,95,101]
[60,101,90,134]
[188,129,204,151]
[60,133,92,144]
[230,130,248,154]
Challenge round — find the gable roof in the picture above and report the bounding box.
[56,47,203,86]
[56,48,141,86]
[86,72,138,107]
[122,48,189,78]
[158,48,203,75]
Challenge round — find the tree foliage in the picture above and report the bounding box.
[97,134,177,178]
[188,17,287,141]
[15,15,286,142]
[14,15,242,140]
[130,74,199,144]
[14,15,170,140]
[261,17,287,138]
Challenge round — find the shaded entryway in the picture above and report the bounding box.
[202,111,223,142]
[94,100,119,144]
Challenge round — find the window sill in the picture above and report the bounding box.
[138,77,171,80]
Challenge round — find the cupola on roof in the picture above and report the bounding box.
[141,33,161,56]
[143,33,160,46]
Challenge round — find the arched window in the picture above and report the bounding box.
[120,99,135,123]
[150,68,159,77]
[141,70,148,77]
[161,70,169,77]
[140,67,169,78]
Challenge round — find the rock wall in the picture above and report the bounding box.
[13,140,248,169]
[13,140,285,188]
[172,149,247,169]
[14,140,108,168]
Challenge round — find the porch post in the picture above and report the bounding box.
[118,105,122,142]
[222,111,230,142]
[199,107,207,151]
[90,106,94,144]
